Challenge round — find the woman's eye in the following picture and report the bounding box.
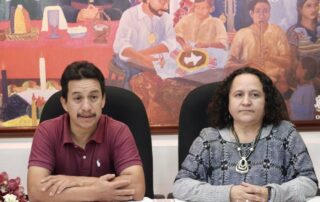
[235,93,242,97]
[251,93,260,98]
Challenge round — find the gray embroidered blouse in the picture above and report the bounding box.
[173,121,318,202]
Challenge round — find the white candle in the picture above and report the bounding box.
[39,57,46,90]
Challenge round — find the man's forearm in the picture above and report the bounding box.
[140,44,169,55]
[121,48,154,68]
[29,183,97,202]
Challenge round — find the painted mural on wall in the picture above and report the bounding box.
[0,0,320,128]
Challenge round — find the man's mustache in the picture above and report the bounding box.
[77,113,96,118]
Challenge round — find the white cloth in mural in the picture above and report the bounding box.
[41,5,68,31]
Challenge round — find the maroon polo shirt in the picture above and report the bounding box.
[28,114,142,177]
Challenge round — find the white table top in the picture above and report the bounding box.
[135,196,320,202]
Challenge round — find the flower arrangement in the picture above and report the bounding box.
[0,172,28,202]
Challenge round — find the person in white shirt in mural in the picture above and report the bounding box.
[112,0,176,89]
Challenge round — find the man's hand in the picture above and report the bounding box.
[40,174,135,201]
[130,53,158,69]
[40,175,83,196]
[93,174,135,202]
[230,182,268,202]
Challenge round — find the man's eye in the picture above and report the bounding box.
[90,95,98,101]
[73,96,82,102]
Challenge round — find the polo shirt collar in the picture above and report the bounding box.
[62,114,105,145]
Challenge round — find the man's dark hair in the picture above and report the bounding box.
[60,61,105,100]
[208,67,289,129]
[248,0,270,11]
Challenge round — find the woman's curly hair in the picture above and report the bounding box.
[207,67,289,129]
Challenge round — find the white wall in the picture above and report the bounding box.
[0,132,319,196]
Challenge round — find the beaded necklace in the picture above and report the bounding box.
[232,126,262,174]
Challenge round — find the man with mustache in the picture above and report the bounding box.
[27,61,145,202]
[113,0,176,89]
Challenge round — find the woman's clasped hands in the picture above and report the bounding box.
[230,182,269,202]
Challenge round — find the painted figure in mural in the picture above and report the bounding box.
[59,0,132,22]
[287,0,320,60]
[173,67,318,202]
[175,0,228,50]
[227,0,297,31]
[287,0,320,94]
[289,57,317,120]
[112,0,176,89]
[225,0,291,93]
[27,61,145,202]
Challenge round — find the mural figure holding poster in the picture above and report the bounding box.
[225,0,291,94]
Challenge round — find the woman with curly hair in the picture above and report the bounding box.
[173,67,318,202]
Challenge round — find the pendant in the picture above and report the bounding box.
[236,157,249,174]
[148,33,157,44]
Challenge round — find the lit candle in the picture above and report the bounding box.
[1,65,8,107]
[39,57,46,90]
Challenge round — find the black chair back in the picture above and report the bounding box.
[178,82,221,168]
[40,86,154,198]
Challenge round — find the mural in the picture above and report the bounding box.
[0,0,320,128]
